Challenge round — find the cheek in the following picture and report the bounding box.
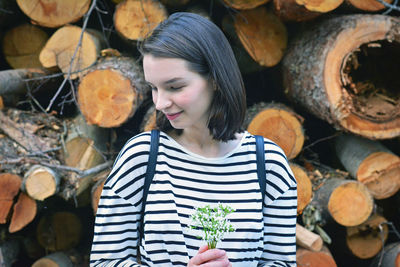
[151,90,157,104]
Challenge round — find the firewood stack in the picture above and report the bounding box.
[0,0,399,266]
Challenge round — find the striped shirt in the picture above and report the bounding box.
[90,131,297,267]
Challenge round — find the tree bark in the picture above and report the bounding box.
[345,0,393,12]
[335,134,400,199]
[273,0,322,22]
[282,15,400,139]
[77,56,150,128]
[0,239,19,267]
[0,173,22,224]
[370,241,400,267]
[245,102,305,159]
[31,251,73,267]
[234,6,287,67]
[221,0,270,10]
[114,0,168,41]
[9,192,37,233]
[290,163,312,214]
[16,0,91,28]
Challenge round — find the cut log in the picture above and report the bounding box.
[22,165,60,201]
[335,134,400,199]
[290,163,312,214]
[91,174,107,215]
[140,105,157,132]
[370,242,400,267]
[295,0,344,12]
[39,25,106,79]
[282,15,400,139]
[16,0,91,28]
[32,251,73,267]
[296,223,323,251]
[114,0,168,41]
[345,0,393,12]
[9,192,37,233]
[234,6,287,67]
[221,0,270,10]
[77,56,150,128]
[273,0,322,22]
[36,211,82,252]
[0,173,22,224]
[346,213,388,259]
[2,24,49,69]
[309,177,373,227]
[245,102,305,159]
[0,239,20,267]
[296,246,337,267]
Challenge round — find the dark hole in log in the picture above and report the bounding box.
[342,40,400,122]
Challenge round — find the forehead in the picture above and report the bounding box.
[143,55,191,83]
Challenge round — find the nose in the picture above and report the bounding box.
[153,89,172,111]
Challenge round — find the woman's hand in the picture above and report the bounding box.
[187,245,232,267]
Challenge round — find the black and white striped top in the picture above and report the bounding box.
[90,131,297,267]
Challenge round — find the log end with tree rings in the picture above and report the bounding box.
[290,163,312,214]
[0,173,22,224]
[346,213,388,259]
[296,247,338,267]
[2,24,48,69]
[16,0,91,28]
[328,180,373,226]
[357,152,400,199]
[23,165,60,201]
[246,103,305,159]
[295,0,344,12]
[346,0,394,12]
[273,0,323,22]
[9,192,37,233]
[114,0,168,41]
[222,0,270,10]
[234,6,287,67]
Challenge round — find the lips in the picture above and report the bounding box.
[165,112,182,121]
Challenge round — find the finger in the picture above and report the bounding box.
[191,249,226,265]
[198,245,209,254]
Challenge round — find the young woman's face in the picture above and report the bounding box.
[143,54,214,131]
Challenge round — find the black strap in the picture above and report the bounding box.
[139,129,160,244]
[255,135,266,206]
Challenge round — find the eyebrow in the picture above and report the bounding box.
[147,77,184,87]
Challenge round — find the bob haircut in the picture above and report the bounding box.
[138,12,246,142]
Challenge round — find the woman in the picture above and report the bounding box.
[90,12,297,267]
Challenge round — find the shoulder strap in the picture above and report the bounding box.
[139,129,160,244]
[255,135,266,206]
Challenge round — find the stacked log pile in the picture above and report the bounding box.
[0,0,399,266]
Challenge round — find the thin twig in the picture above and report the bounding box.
[302,132,341,151]
[376,0,400,12]
[45,0,98,112]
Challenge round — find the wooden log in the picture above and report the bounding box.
[0,173,22,224]
[32,251,73,267]
[77,56,150,128]
[233,6,287,67]
[22,165,60,201]
[221,0,270,10]
[16,0,91,28]
[370,242,400,267]
[114,0,168,41]
[309,177,373,227]
[335,134,400,199]
[245,102,305,159]
[295,0,344,12]
[2,24,49,69]
[345,0,393,12]
[296,246,337,267]
[346,213,388,259]
[160,0,191,6]
[140,105,157,132]
[36,211,82,252]
[273,0,322,22]
[9,192,37,233]
[296,223,323,251]
[290,163,312,214]
[0,239,20,267]
[282,15,400,140]
[91,174,107,215]
[39,25,105,79]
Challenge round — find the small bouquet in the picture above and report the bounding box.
[189,203,235,249]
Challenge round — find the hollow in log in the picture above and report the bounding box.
[282,15,400,139]
[2,24,49,69]
[296,246,337,267]
[245,102,304,159]
[295,0,343,12]
[346,213,388,259]
[78,56,150,128]
[0,173,22,224]
[222,0,270,10]
[39,25,105,79]
[16,0,91,28]
[234,6,287,67]
[23,165,60,201]
[345,0,393,12]
[290,163,312,214]
[370,241,400,267]
[114,0,168,41]
[32,251,73,267]
[335,134,400,199]
[9,192,37,233]
[273,0,322,22]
